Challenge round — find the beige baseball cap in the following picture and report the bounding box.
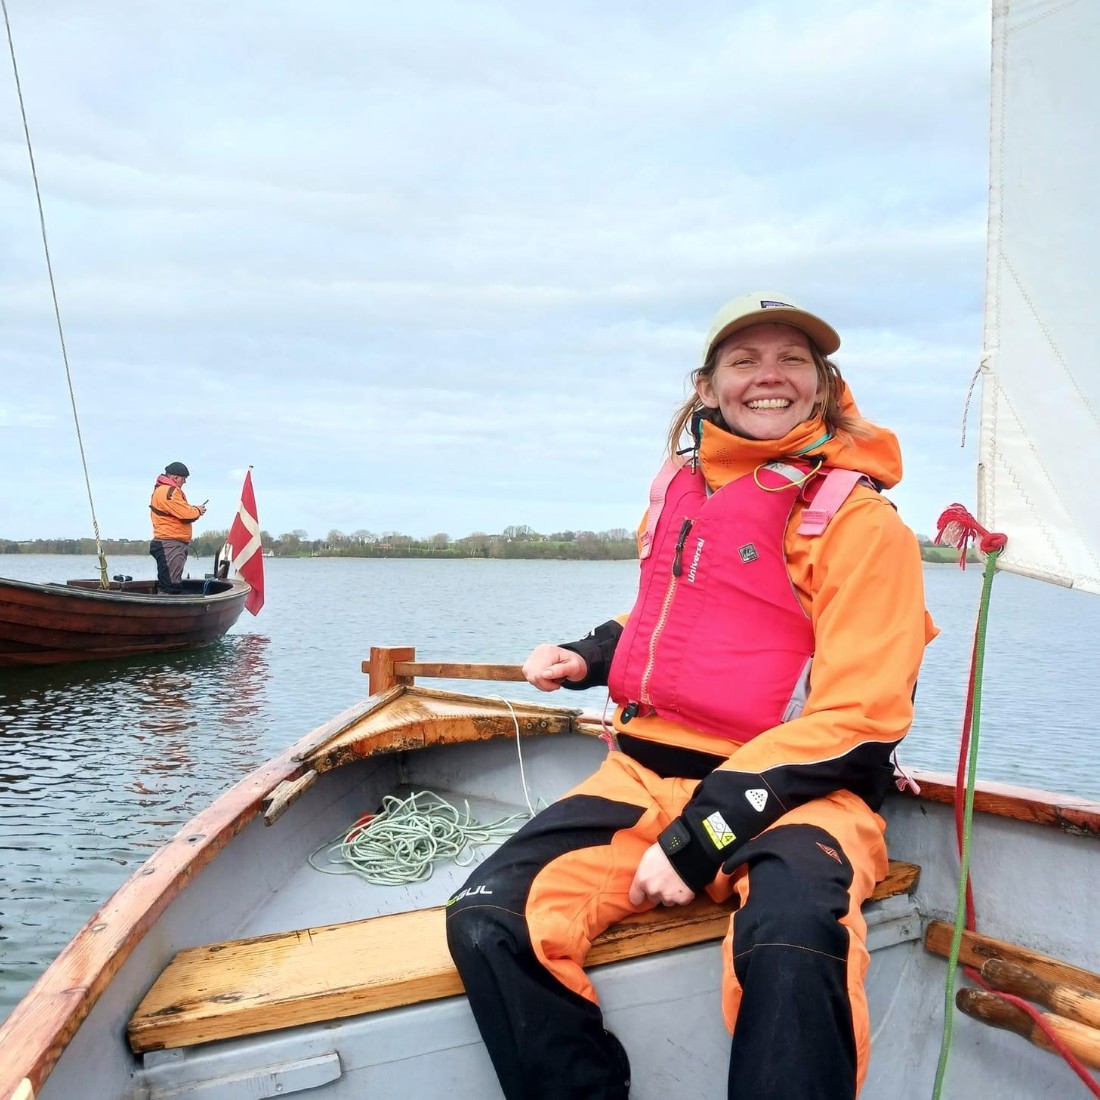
[703,292,841,359]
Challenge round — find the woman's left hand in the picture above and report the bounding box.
[628,843,696,907]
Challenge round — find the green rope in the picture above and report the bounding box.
[930,546,1002,1099]
[308,790,530,886]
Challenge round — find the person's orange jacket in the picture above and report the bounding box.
[150,483,202,542]
[615,389,938,858]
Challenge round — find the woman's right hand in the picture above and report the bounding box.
[522,643,588,692]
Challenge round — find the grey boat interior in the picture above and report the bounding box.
[34,696,1100,1100]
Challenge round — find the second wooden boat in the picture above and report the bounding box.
[0,574,250,668]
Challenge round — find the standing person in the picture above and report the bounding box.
[446,292,937,1100]
[149,461,206,594]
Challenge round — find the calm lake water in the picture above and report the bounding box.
[2,553,1099,1023]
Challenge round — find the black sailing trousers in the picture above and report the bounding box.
[445,751,886,1099]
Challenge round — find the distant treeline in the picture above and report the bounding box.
[919,544,979,564]
[1,528,977,563]
[0,526,636,562]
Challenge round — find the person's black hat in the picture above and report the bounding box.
[165,461,190,477]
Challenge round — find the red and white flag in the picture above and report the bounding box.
[226,468,265,615]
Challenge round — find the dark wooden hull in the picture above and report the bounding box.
[0,575,250,668]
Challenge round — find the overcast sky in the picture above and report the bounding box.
[1,0,991,544]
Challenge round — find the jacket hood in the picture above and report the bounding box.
[697,381,903,490]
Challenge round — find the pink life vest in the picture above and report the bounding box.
[607,459,865,744]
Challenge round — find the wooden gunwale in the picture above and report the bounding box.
[0,722,313,1100]
[0,576,245,607]
[897,770,1100,838]
[3,656,1099,1100]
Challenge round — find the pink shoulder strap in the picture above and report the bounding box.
[797,468,866,536]
[639,455,687,560]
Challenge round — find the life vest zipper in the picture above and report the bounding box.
[671,517,693,576]
[637,517,693,708]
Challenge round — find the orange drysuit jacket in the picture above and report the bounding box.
[150,483,202,542]
[608,393,938,881]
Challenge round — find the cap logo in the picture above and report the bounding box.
[759,300,792,308]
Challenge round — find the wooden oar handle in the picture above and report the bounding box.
[393,662,526,682]
[983,959,1100,1030]
[364,647,528,693]
[957,988,1100,1070]
[958,988,1032,1039]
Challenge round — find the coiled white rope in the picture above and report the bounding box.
[308,790,529,885]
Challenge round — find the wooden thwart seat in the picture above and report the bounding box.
[128,859,919,1054]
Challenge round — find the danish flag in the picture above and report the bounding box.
[227,468,265,615]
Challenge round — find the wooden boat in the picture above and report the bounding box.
[0,649,1098,1100]
[0,575,250,669]
[4,0,1100,1096]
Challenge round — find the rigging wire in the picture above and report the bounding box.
[2,0,109,586]
[959,363,982,448]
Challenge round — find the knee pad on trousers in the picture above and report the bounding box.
[446,899,513,959]
[732,824,854,958]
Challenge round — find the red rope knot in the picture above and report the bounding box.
[934,504,1007,569]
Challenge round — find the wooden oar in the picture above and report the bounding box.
[365,646,527,693]
[393,661,525,682]
[924,922,1100,997]
[982,959,1100,1030]
[956,988,1100,1070]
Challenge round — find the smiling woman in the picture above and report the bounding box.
[444,289,937,1100]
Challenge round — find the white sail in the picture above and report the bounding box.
[979,0,1100,593]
